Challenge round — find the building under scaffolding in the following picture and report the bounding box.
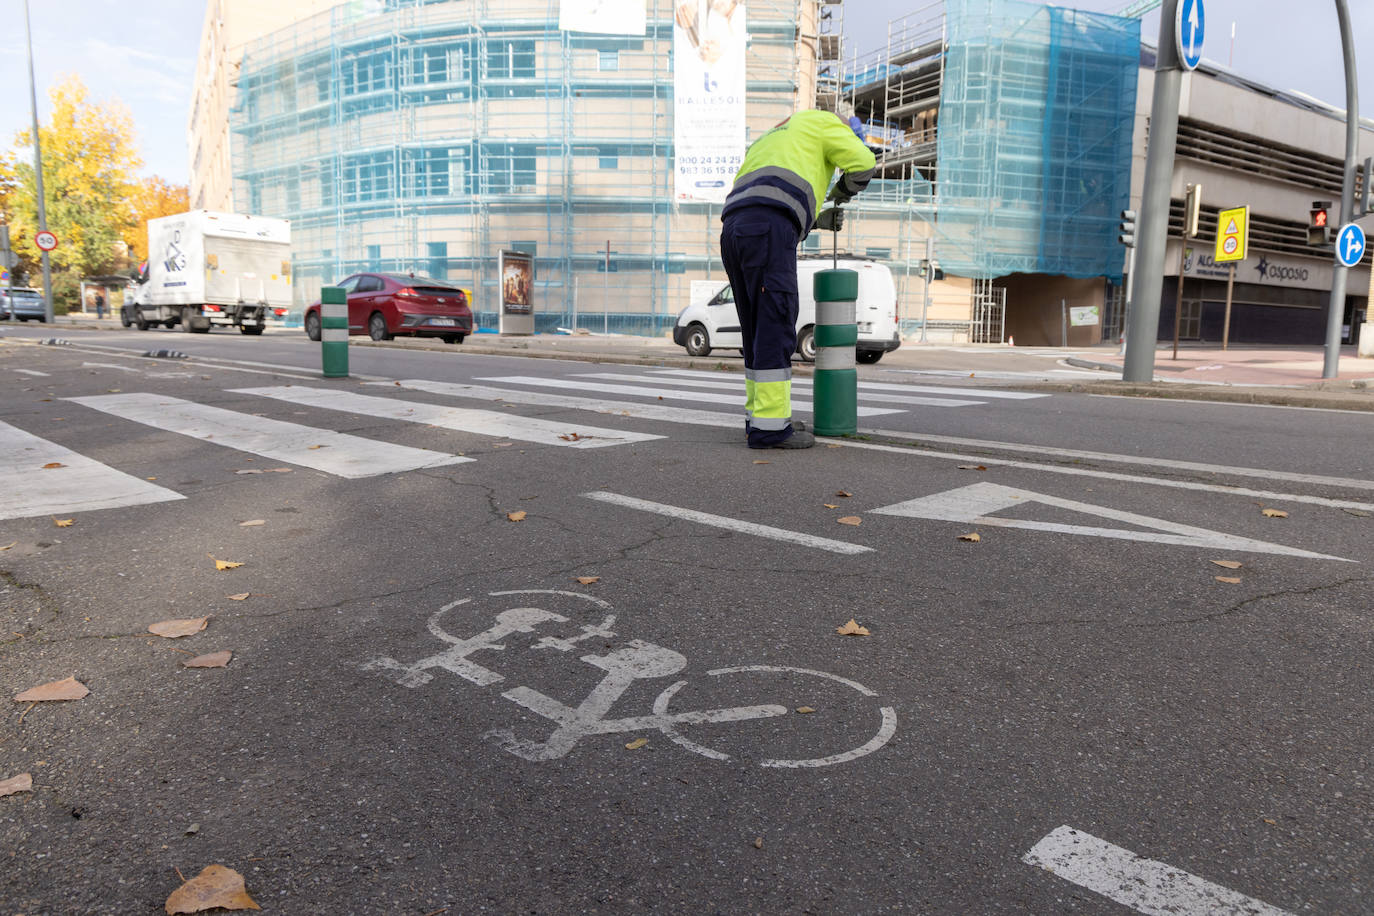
[227,0,1142,342]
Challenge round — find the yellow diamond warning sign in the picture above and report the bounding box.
[1214,206,1249,263]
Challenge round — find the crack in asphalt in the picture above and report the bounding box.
[0,569,61,650]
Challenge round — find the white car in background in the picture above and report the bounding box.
[673,255,901,363]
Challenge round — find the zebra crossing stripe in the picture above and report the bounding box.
[234,386,663,448]
[578,372,986,408]
[0,420,183,520]
[65,393,470,479]
[473,376,905,417]
[649,368,1050,400]
[372,379,741,429]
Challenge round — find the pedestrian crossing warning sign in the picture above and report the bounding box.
[1214,206,1249,263]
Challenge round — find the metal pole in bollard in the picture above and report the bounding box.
[320,286,348,378]
[811,262,859,437]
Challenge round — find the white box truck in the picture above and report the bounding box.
[121,211,291,335]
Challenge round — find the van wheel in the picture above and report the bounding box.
[796,326,816,362]
[119,310,132,328]
[683,323,711,357]
[134,312,149,331]
[856,350,884,365]
[240,325,264,335]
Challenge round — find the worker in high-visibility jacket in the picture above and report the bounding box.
[720,109,876,449]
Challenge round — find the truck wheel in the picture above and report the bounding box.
[181,308,196,333]
[304,312,321,341]
[134,312,149,331]
[240,325,264,335]
[856,350,884,365]
[683,323,711,357]
[119,309,132,328]
[163,320,176,329]
[368,312,393,342]
[796,326,816,363]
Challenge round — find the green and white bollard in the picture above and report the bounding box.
[811,269,858,437]
[320,286,348,378]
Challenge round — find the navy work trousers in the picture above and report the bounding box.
[720,205,802,447]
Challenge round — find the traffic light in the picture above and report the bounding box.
[1309,200,1333,246]
[1119,209,1137,247]
[1184,183,1202,238]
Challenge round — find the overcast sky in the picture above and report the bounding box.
[0,0,1369,189]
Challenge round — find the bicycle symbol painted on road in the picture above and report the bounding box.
[363,589,897,768]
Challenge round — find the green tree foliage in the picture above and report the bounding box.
[3,75,144,310]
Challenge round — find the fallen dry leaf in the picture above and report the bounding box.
[267,468,292,473]
[506,511,527,522]
[823,503,839,509]
[14,676,89,702]
[836,619,871,636]
[226,593,251,601]
[835,490,852,498]
[558,432,585,442]
[52,517,74,528]
[149,617,210,639]
[1261,508,1288,518]
[625,738,649,750]
[1211,560,1243,570]
[1342,507,1373,518]
[0,541,16,551]
[957,465,988,471]
[753,460,771,465]
[0,773,34,797]
[837,516,862,527]
[146,476,157,481]
[208,554,244,571]
[796,706,816,714]
[574,576,600,585]
[41,462,65,469]
[1215,576,1242,584]
[307,444,325,450]
[183,651,232,669]
[958,532,982,542]
[754,837,764,849]
[164,864,261,914]
[234,469,263,475]
[238,520,266,527]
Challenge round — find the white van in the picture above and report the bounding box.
[672,255,901,363]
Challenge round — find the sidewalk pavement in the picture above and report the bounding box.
[17,314,1374,412]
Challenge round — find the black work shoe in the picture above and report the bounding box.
[767,430,815,449]
[745,420,806,438]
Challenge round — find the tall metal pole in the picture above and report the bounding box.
[23,0,53,324]
[1123,0,1183,383]
[1322,0,1359,379]
[919,236,932,343]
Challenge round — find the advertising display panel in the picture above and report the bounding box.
[673,0,746,203]
[499,250,535,335]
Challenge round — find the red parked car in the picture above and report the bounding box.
[303,272,474,344]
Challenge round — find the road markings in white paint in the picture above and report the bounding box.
[0,420,183,520]
[234,386,663,448]
[839,439,1374,513]
[12,368,49,377]
[65,393,470,478]
[474,375,904,417]
[584,491,873,554]
[649,368,1050,399]
[366,589,895,767]
[80,361,142,373]
[1024,825,1294,916]
[865,429,1374,493]
[375,378,740,428]
[871,482,1350,561]
[579,372,987,408]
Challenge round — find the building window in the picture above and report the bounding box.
[598,49,618,71]
[341,50,392,95]
[488,40,535,79]
[427,242,448,279]
[366,245,382,266]
[484,144,536,193]
[342,151,396,203]
[599,146,619,169]
[403,147,452,197]
[865,247,891,259]
[1179,299,1201,339]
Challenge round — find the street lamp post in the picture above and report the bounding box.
[23,0,54,324]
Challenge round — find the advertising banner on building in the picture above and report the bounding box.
[558,0,646,36]
[673,0,746,203]
[498,250,535,335]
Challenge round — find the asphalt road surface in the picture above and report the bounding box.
[2,328,1371,914]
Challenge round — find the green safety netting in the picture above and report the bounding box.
[936,0,1140,278]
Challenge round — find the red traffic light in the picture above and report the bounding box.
[1313,209,1328,227]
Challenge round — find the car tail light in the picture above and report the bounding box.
[273,308,288,317]
[204,304,222,312]
[397,287,418,298]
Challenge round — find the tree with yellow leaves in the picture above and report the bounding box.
[2,75,144,310]
[123,176,189,266]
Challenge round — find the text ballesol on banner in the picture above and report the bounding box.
[674,0,746,203]
[558,0,646,36]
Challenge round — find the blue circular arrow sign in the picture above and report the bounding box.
[1176,0,1205,71]
[1335,223,1366,268]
